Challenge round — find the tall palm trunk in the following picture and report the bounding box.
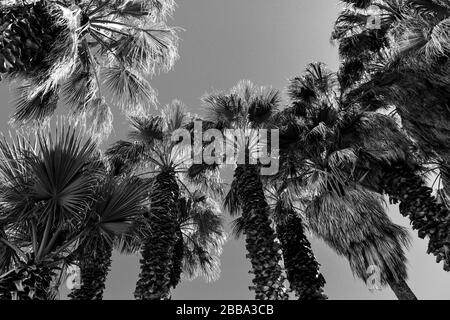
[235,165,288,300]
[0,261,54,300]
[68,237,113,300]
[381,162,450,271]
[276,212,327,300]
[134,169,180,300]
[169,227,184,289]
[387,277,417,300]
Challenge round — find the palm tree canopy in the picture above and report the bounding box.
[1,0,179,140]
[272,62,413,285]
[0,123,149,286]
[203,80,281,131]
[333,0,450,185]
[277,62,414,194]
[107,100,191,174]
[175,190,227,283]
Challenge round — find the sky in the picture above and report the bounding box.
[1,0,450,300]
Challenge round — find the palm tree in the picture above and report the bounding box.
[287,61,450,273]
[203,80,288,300]
[280,62,418,299]
[68,177,150,300]
[263,183,327,300]
[169,190,226,289]
[0,124,148,300]
[0,0,179,139]
[106,101,226,300]
[308,186,416,300]
[333,0,450,202]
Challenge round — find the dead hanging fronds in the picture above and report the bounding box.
[86,97,114,144]
[306,186,410,284]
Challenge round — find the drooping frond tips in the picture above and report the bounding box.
[162,99,189,133]
[86,97,114,144]
[103,65,158,112]
[12,82,59,125]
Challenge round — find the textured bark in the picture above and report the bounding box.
[381,162,450,271]
[276,212,327,300]
[134,169,179,300]
[0,261,54,300]
[169,228,184,289]
[0,0,59,78]
[235,165,288,300]
[68,237,113,300]
[387,277,417,300]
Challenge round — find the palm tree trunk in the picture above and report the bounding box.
[169,228,184,289]
[276,212,327,300]
[134,169,180,300]
[235,165,288,300]
[381,162,450,271]
[68,238,113,300]
[0,262,54,300]
[387,277,417,300]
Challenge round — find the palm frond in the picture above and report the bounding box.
[248,87,281,127]
[89,176,149,244]
[103,65,157,111]
[306,185,410,283]
[203,91,240,129]
[288,62,337,105]
[177,191,227,282]
[128,115,164,143]
[85,97,114,143]
[61,60,98,113]
[162,100,189,133]
[224,179,241,217]
[29,126,101,227]
[113,25,179,73]
[230,216,246,239]
[105,140,146,176]
[13,83,59,124]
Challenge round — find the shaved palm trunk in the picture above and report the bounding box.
[235,165,288,300]
[0,262,54,300]
[134,169,179,300]
[68,238,113,300]
[169,228,184,289]
[387,278,417,300]
[381,163,450,271]
[276,212,327,300]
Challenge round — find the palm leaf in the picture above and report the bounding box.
[103,65,157,111]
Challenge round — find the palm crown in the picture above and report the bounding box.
[333,0,450,196]
[0,123,149,299]
[106,101,226,300]
[203,80,289,300]
[0,0,179,140]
